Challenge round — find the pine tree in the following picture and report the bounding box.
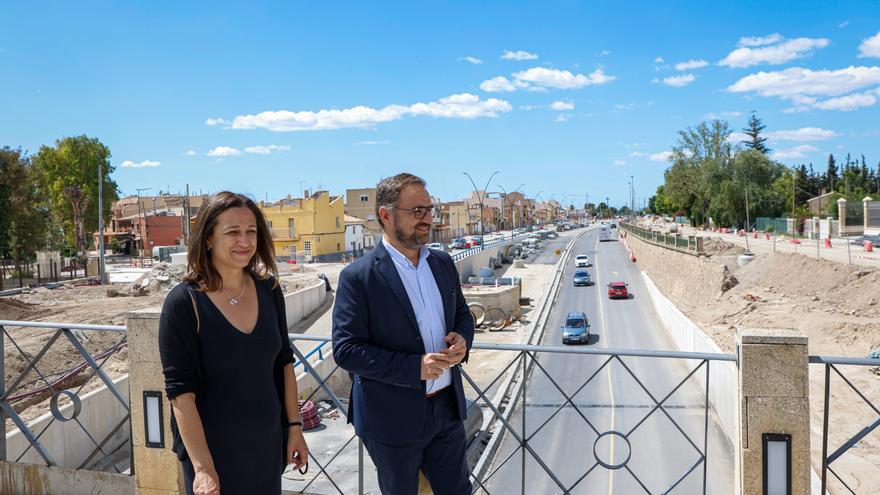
[741,112,770,154]
[826,154,838,193]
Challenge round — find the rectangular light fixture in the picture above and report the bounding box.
[143,391,165,448]
[763,433,791,495]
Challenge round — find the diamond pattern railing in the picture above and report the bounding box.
[0,320,130,473]
[282,334,736,494]
[813,355,880,495]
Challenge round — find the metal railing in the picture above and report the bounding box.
[450,233,530,262]
[283,334,736,494]
[0,320,130,473]
[811,355,880,494]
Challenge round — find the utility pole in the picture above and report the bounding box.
[98,160,105,285]
[136,187,152,266]
[744,188,752,254]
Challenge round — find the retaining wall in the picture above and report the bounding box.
[284,279,329,327]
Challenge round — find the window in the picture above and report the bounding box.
[360,194,369,202]
[288,218,295,237]
[304,241,311,256]
[336,217,340,228]
[267,220,273,229]
[289,245,296,256]
[337,243,341,251]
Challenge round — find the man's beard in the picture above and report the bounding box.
[394,222,431,249]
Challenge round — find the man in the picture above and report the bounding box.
[332,173,475,494]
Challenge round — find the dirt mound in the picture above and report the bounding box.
[703,237,747,256]
[0,298,35,320]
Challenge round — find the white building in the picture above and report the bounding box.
[344,215,374,256]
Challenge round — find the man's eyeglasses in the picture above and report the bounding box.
[388,205,434,220]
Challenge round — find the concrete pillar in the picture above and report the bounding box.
[864,196,874,231]
[737,329,810,495]
[127,309,186,495]
[837,198,847,237]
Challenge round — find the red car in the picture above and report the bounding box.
[607,282,629,299]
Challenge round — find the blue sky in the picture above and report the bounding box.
[3,1,880,209]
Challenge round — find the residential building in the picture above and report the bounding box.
[345,188,381,232]
[344,215,374,257]
[505,191,527,228]
[261,191,345,262]
[446,201,474,237]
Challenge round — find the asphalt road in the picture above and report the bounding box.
[480,226,735,494]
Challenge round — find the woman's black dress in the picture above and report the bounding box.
[182,274,283,494]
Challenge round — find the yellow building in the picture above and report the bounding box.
[260,191,346,262]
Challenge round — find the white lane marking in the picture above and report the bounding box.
[594,233,616,494]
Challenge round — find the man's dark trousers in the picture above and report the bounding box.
[361,388,472,494]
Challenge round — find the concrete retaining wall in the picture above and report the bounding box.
[284,279,329,327]
[5,375,130,469]
[454,246,506,283]
[640,271,737,444]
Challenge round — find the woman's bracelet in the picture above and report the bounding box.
[287,420,303,429]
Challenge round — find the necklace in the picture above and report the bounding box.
[222,278,247,306]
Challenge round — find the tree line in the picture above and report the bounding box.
[0,136,118,269]
[649,114,880,229]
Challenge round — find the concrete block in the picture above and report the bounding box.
[133,444,182,491]
[126,309,163,364]
[745,396,810,453]
[740,343,808,398]
[739,328,807,346]
[74,469,135,494]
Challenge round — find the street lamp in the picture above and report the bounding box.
[462,171,500,238]
[496,184,508,235]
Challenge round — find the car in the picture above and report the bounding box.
[450,238,468,249]
[427,242,445,251]
[607,281,629,299]
[850,235,880,247]
[561,311,591,345]
[574,255,592,268]
[609,223,617,229]
[573,270,592,286]
[470,236,482,246]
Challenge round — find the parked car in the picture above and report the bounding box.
[574,255,592,268]
[607,281,629,299]
[450,238,468,249]
[561,311,591,345]
[849,235,880,247]
[573,270,592,286]
[427,242,446,252]
[469,236,482,246]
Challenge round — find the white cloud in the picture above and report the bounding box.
[502,50,538,61]
[628,151,646,157]
[727,131,750,143]
[650,151,674,162]
[121,160,161,168]
[601,50,611,56]
[459,56,483,64]
[549,100,575,111]
[555,113,572,123]
[480,76,518,92]
[205,117,229,126]
[182,150,197,156]
[727,66,880,102]
[614,102,637,111]
[661,74,696,87]
[704,111,742,119]
[812,91,878,111]
[765,127,838,141]
[244,145,291,155]
[675,59,709,71]
[613,159,627,167]
[206,146,241,157]
[771,144,819,159]
[355,140,390,145]
[738,33,783,47]
[838,21,850,28]
[226,93,512,132]
[858,31,880,58]
[719,37,829,68]
[512,67,615,89]
[654,56,665,63]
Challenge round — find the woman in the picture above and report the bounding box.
[159,191,308,495]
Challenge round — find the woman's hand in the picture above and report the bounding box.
[287,427,309,470]
[192,467,220,495]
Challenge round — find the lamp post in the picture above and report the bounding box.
[496,184,508,235]
[462,171,500,239]
[534,191,544,226]
[98,160,105,285]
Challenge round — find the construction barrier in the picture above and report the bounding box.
[825,238,832,248]
[865,241,874,253]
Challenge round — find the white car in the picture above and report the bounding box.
[427,242,446,251]
[575,255,592,268]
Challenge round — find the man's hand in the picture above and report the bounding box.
[442,332,468,366]
[421,353,450,380]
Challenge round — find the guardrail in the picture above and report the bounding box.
[281,334,736,494]
[811,355,880,494]
[450,232,540,262]
[0,320,130,472]
[619,223,705,255]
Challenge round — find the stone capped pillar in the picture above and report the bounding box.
[737,329,810,495]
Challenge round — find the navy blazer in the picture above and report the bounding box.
[332,241,475,444]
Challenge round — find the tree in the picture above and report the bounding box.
[826,154,838,193]
[32,136,118,262]
[742,112,770,154]
[0,148,49,265]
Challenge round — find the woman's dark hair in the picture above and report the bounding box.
[184,191,278,291]
[374,173,426,229]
